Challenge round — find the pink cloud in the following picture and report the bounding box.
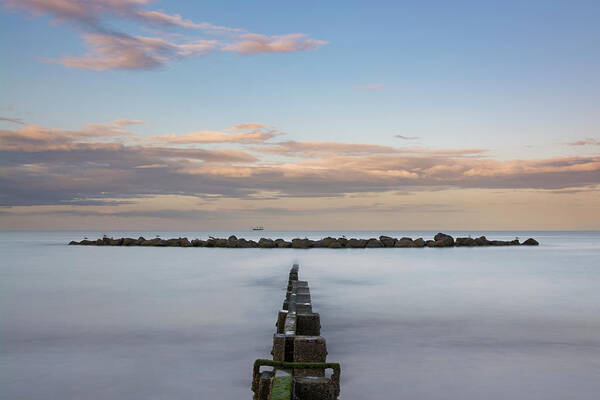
[223,33,327,55]
[257,140,487,158]
[3,0,327,70]
[0,116,24,124]
[59,33,218,70]
[152,130,280,145]
[566,138,600,146]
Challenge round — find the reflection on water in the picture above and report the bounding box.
[1,231,600,399]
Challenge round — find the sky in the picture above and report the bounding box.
[0,0,599,230]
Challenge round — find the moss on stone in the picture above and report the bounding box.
[270,376,292,400]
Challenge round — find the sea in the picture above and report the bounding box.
[1,230,599,400]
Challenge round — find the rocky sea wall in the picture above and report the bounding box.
[69,233,539,248]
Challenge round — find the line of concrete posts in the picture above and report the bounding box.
[252,264,341,400]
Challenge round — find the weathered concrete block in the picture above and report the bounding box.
[293,376,334,399]
[296,303,312,313]
[295,293,311,303]
[277,310,288,334]
[256,371,274,400]
[296,313,321,336]
[294,336,327,376]
[272,334,286,361]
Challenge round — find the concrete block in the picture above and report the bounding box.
[293,376,334,400]
[296,313,321,336]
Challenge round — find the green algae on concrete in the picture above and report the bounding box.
[270,376,292,400]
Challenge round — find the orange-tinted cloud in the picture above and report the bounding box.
[566,138,600,146]
[151,123,282,144]
[0,116,24,124]
[223,33,327,55]
[257,140,487,157]
[1,120,599,207]
[0,120,140,151]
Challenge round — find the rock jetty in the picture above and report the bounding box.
[252,264,341,399]
[68,233,539,248]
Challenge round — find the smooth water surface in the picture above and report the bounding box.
[1,230,599,399]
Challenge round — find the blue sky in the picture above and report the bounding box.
[1,1,599,229]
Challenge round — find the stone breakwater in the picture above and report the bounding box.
[68,232,539,248]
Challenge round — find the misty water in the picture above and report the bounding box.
[2,230,600,399]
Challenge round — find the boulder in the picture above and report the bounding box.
[141,238,163,246]
[395,237,416,247]
[427,235,454,247]
[379,236,396,247]
[215,238,228,247]
[346,238,367,248]
[191,239,206,247]
[434,233,454,246]
[522,238,539,246]
[328,241,342,248]
[291,238,312,249]
[226,235,238,248]
[80,240,95,245]
[258,238,275,248]
[413,238,426,247]
[474,236,490,246]
[455,237,476,247]
[166,238,181,246]
[366,238,382,248]
[179,238,191,247]
[337,237,348,247]
[68,241,79,245]
[122,237,138,246]
[275,239,291,248]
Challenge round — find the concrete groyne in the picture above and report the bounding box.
[252,264,340,400]
[69,232,539,248]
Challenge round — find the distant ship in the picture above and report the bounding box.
[252,226,264,231]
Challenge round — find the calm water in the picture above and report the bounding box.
[1,230,599,400]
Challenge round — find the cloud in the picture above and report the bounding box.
[1,120,599,207]
[565,138,600,146]
[257,140,487,157]
[352,84,385,90]
[3,0,327,70]
[2,0,237,32]
[230,122,274,131]
[395,135,420,140]
[223,33,327,55]
[151,123,282,144]
[0,116,25,124]
[0,119,140,151]
[59,33,218,70]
